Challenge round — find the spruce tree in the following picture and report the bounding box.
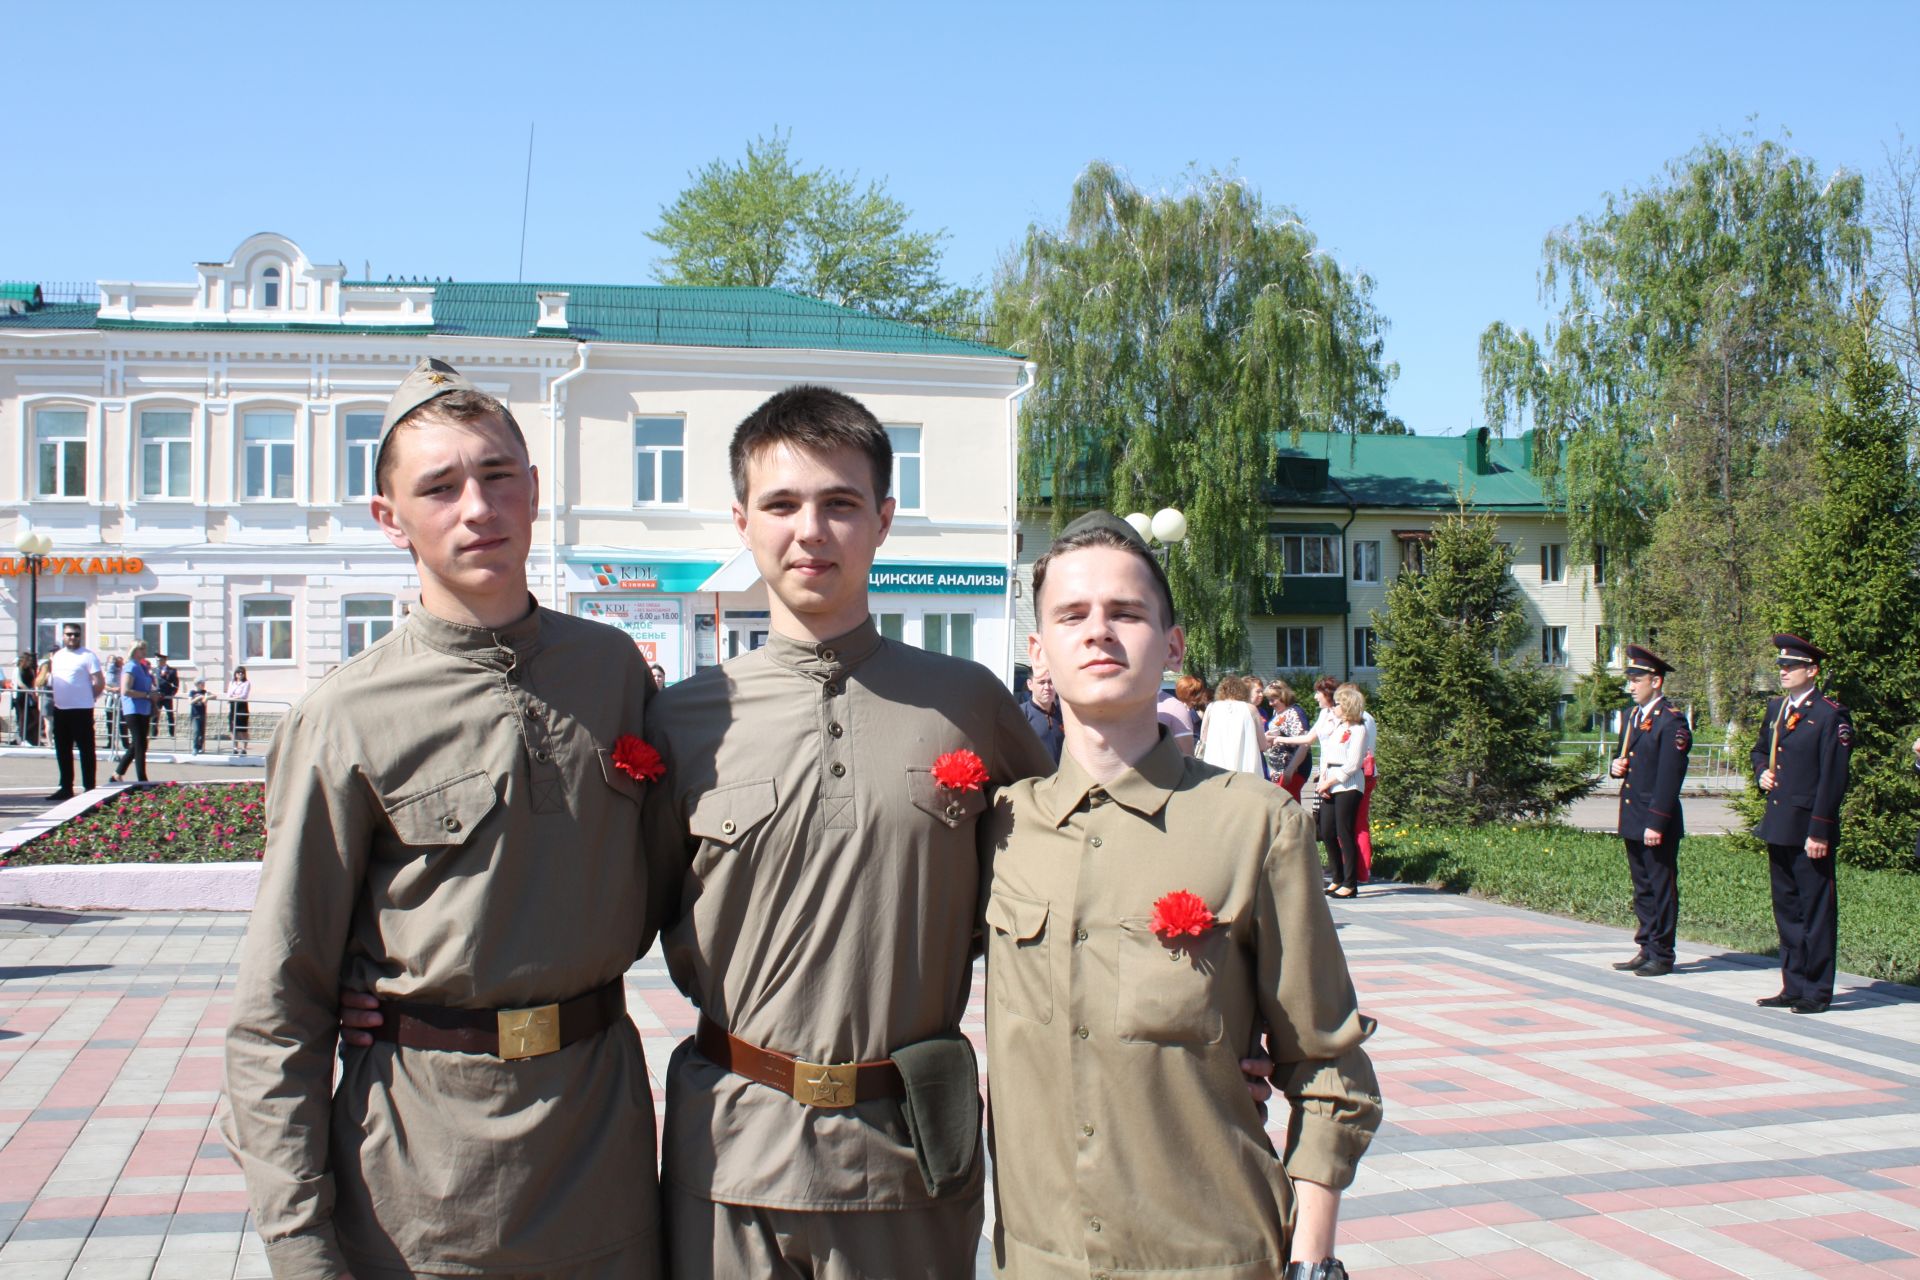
[1773,302,1920,870]
[1372,510,1596,823]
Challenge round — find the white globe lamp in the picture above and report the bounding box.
[1150,508,1188,544]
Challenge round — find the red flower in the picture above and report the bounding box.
[1150,889,1217,939]
[611,734,666,783]
[931,749,991,791]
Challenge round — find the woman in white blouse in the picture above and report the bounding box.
[1315,684,1370,898]
[1197,674,1267,775]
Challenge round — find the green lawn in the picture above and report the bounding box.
[1369,822,1920,985]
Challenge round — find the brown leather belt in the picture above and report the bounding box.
[695,1015,904,1109]
[368,979,626,1060]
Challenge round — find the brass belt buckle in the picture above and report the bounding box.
[792,1059,857,1108]
[497,1003,562,1060]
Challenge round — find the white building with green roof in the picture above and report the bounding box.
[1017,428,1602,696]
[1,234,1034,705]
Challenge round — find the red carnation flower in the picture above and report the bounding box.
[931,749,991,791]
[1150,889,1217,939]
[611,734,666,783]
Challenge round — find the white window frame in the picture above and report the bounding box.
[1353,626,1379,669]
[34,406,89,500]
[885,424,923,514]
[241,596,295,664]
[341,411,383,501]
[1276,533,1343,577]
[922,611,974,660]
[1276,626,1323,669]
[136,598,193,665]
[1352,540,1381,583]
[1541,625,1569,667]
[633,417,686,507]
[1540,542,1566,584]
[137,408,195,502]
[875,612,905,642]
[242,409,297,502]
[342,595,398,658]
[36,602,87,659]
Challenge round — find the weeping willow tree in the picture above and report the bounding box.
[993,162,1400,675]
[1479,134,1868,724]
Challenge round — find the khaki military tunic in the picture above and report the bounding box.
[224,602,671,1279]
[644,617,1054,1215]
[983,735,1382,1279]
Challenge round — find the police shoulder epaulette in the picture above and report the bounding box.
[1823,695,1844,708]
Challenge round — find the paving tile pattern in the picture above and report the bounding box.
[3,886,1918,1278]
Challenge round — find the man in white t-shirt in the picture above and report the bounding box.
[46,623,104,802]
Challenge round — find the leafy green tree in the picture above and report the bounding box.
[650,130,980,324]
[1480,134,1868,725]
[1371,510,1595,823]
[1571,658,1631,735]
[996,162,1401,675]
[1771,301,1920,870]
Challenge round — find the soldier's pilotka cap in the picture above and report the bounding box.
[381,357,478,440]
[1051,510,1177,623]
[1622,643,1673,676]
[1772,632,1827,665]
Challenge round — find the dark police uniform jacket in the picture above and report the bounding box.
[1617,695,1690,841]
[1749,689,1853,848]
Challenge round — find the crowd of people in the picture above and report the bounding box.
[3,629,255,799]
[1025,667,1383,898]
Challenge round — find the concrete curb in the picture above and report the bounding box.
[0,859,260,911]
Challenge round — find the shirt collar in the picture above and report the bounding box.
[405,595,544,671]
[1037,729,1186,828]
[763,616,883,679]
[1786,686,1818,711]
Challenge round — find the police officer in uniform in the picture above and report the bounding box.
[1750,633,1852,1015]
[1607,644,1690,977]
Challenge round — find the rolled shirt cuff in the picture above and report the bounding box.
[1283,1114,1377,1191]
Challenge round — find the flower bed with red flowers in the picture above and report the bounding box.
[2,782,265,867]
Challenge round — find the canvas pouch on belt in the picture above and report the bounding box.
[891,1031,981,1198]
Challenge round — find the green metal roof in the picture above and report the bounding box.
[1,283,43,306]
[0,278,1017,359]
[1271,429,1555,512]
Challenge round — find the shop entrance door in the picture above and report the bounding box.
[724,623,770,659]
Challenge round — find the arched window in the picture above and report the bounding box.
[260,266,282,309]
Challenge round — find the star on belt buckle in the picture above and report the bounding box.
[497,1003,562,1060]
[792,1059,858,1108]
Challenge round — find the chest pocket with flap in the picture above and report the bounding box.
[984,890,1054,1025]
[687,778,778,847]
[380,770,499,848]
[907,766,989,828]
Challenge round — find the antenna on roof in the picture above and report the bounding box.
[517,122,535,284]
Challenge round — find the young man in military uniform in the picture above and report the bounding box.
[1750,632,1853,1015]
[644,385,1057,1278]
[1606,644,1690,977]
[984,512,1380,1280]
[225,359,670,1279]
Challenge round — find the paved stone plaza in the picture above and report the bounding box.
[1,885,1917,1279]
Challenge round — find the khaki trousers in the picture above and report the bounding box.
[665,1181,982,1279]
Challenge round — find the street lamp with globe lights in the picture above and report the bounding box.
[12,529,53,657]
[1123,508,1188,550]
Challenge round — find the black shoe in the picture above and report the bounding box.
[1633,960,1673,977]
[1790,998,1830,1015]
[42,789,74,803]
[1611,952,1650,971]
[1756,993,1796,1008]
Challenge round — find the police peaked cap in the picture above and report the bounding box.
[1622,644,1673,676]
[1772,633,1828,664]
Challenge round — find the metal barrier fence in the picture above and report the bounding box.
[1,687,289,756]
[1555,737,1744,779]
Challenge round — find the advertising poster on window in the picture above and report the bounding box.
[579,597,684,679]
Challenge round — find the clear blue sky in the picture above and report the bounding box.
[6,1,1915,434]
